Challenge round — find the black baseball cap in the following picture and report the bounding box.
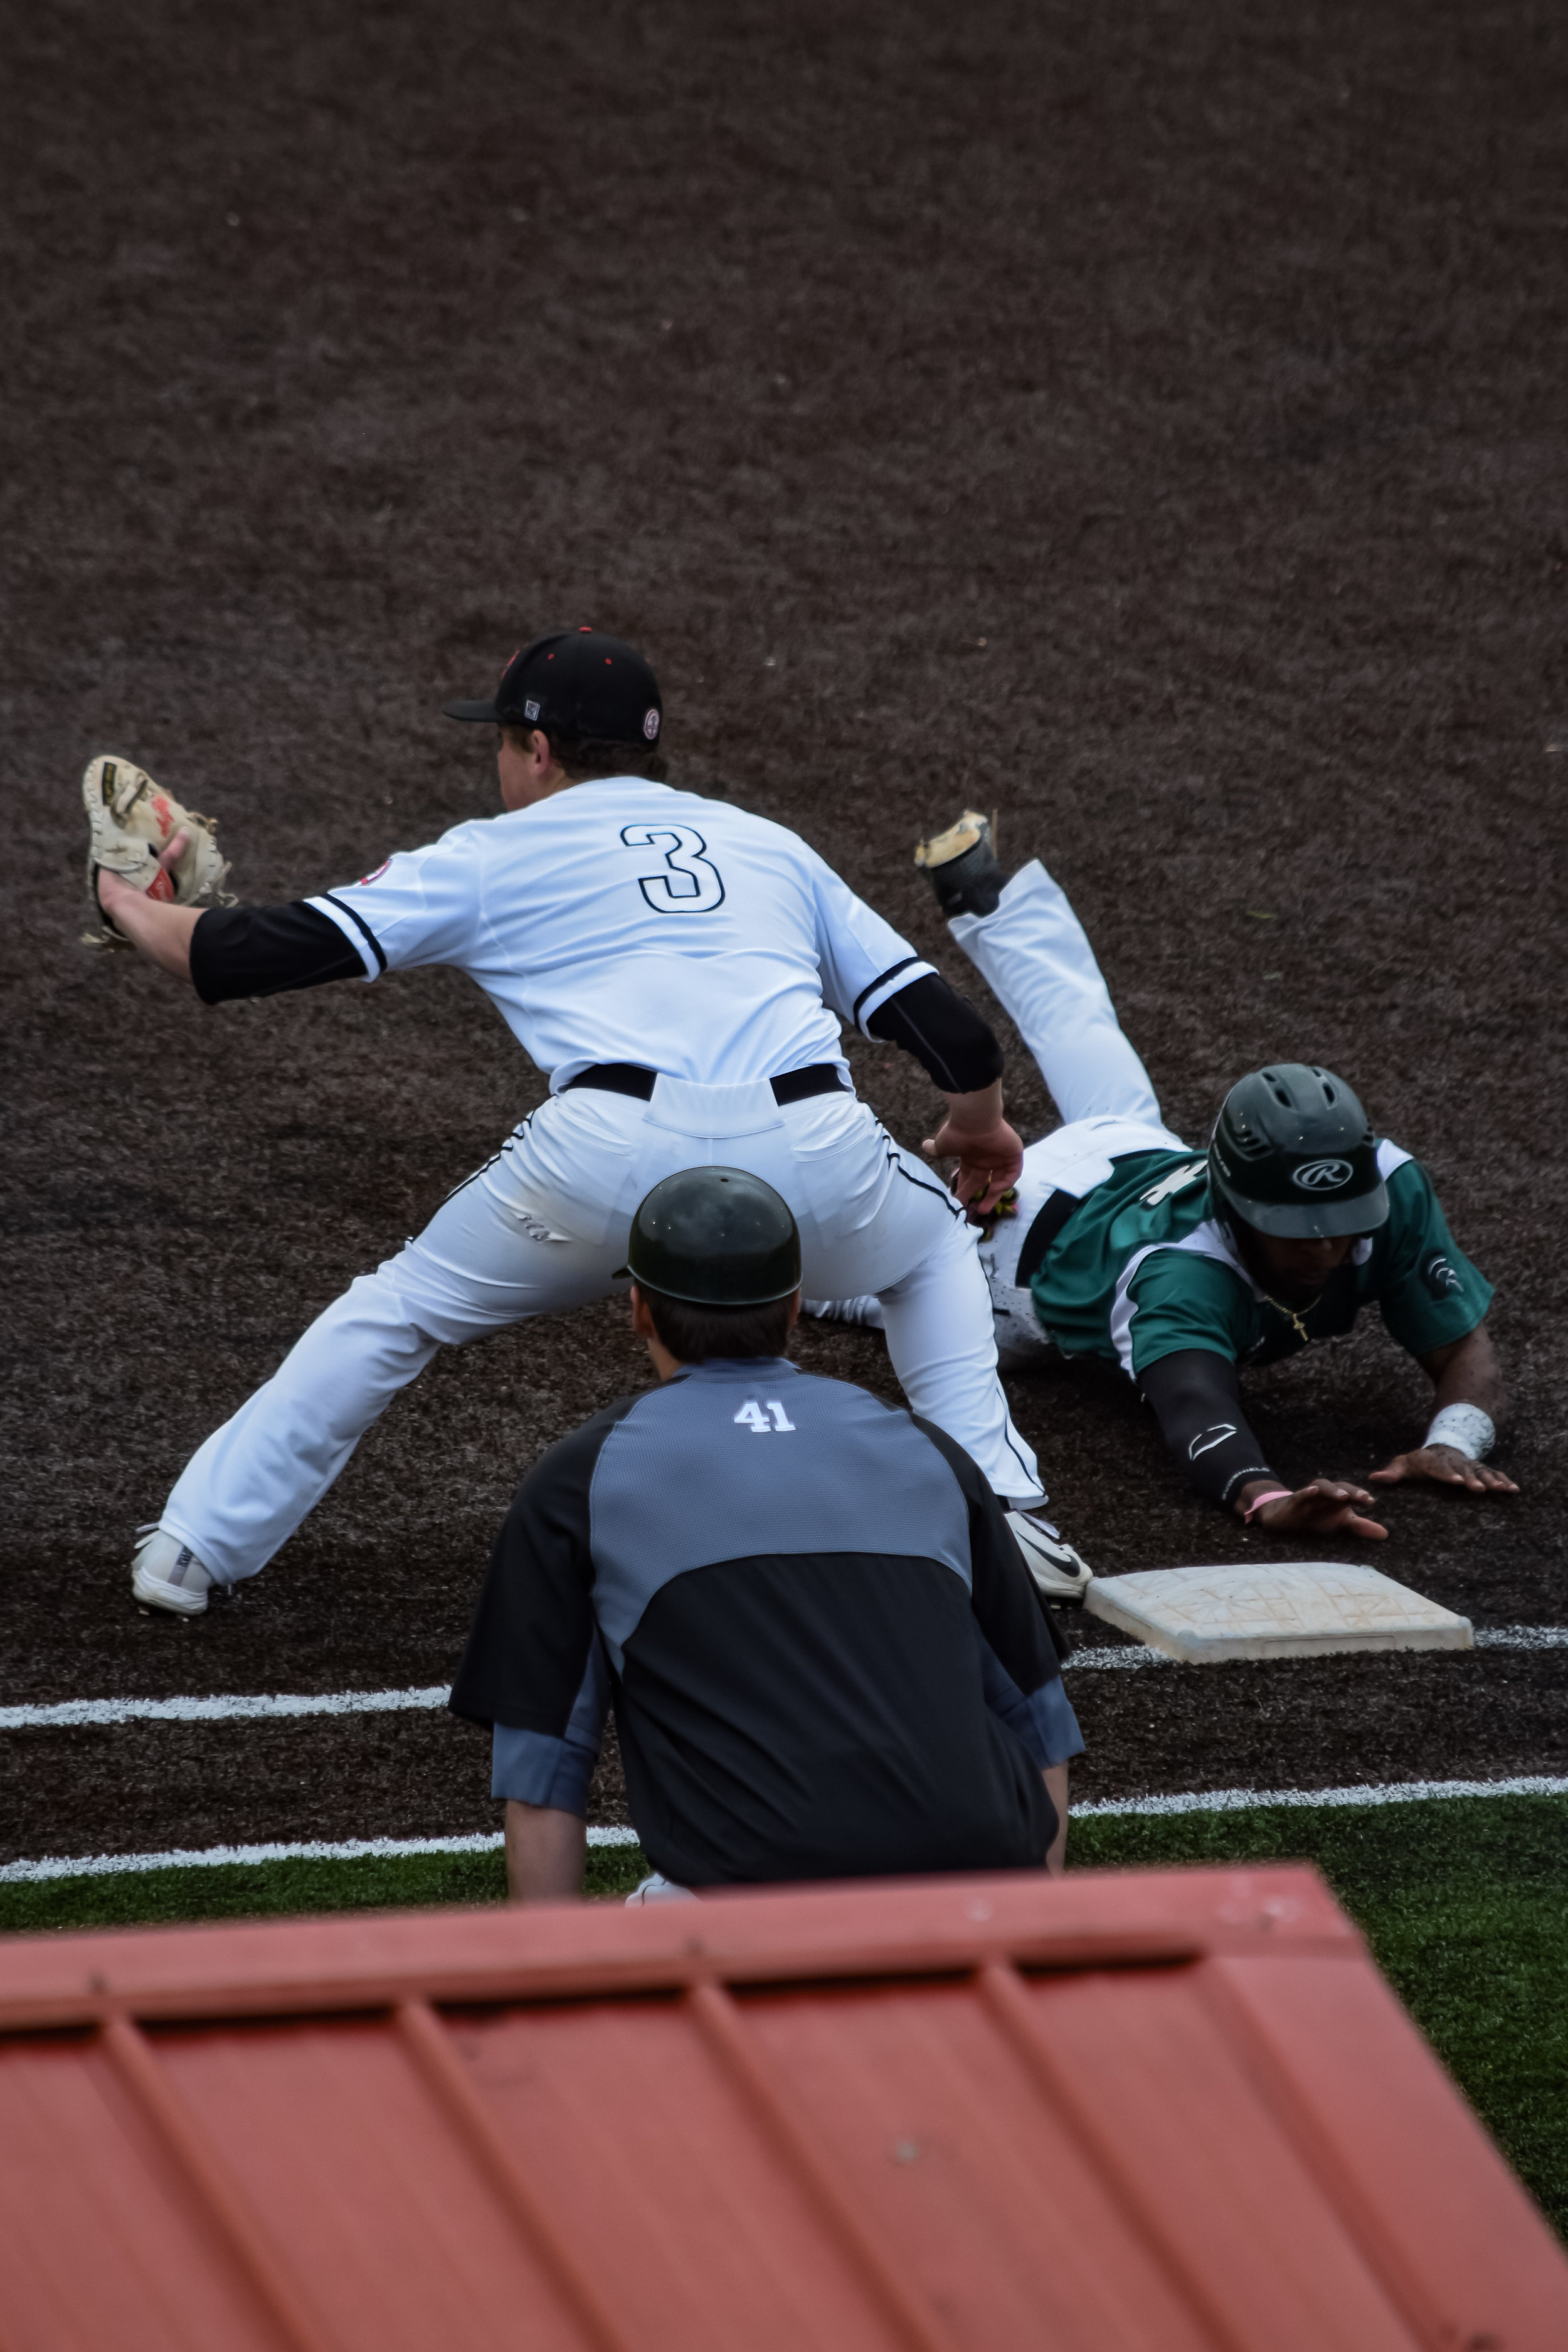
[443,628,663,746]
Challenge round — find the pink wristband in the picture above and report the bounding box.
[1242,1488,1292,1522]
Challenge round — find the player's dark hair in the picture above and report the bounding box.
[504,724,668,783]
[641,1288,794,1363]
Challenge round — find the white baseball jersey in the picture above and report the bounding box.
[308,778,933,1089]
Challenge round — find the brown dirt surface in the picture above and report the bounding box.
[3,0,1564,1865]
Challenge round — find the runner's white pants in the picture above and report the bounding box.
[162,1076,1044,1585]
[813,861,1186,1362]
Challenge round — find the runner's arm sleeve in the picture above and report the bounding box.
[804,850,938,1030]
[1137,1348,1278,1508]
[864,973,1004,1093]
[1372,1159,1495,1357]
[189,902,368,1003]
[909,1417,1083,1766]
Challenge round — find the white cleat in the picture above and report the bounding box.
[131,1525,214,1616]
[1006,1509,1093,1603]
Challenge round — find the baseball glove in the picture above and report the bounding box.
[81,753,233,948]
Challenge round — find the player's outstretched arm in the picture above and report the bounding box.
[1369,1322,1517,1495]
[1140,1348,1394,1538]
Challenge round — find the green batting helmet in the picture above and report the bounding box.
[626,1167,802,1305]
[1208,1064,1389,1239]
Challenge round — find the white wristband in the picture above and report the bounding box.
[1424,1403,1495,1461]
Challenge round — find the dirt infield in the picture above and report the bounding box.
[4,0,1565,1861]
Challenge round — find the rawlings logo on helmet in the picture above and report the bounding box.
[1291,1158,1355,1191]
[643,707,661,740]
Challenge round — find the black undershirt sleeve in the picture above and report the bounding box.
[189,901,368,1005]
[865,973,1004,1095]
[1138,1348,1278,1509]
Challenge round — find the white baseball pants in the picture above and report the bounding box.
[161,1078,1044,1586]
[812,861,1185,1358]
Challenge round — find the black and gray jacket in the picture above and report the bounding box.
[450,1358,1082,1888]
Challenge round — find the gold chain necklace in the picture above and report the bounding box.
[1259,1288,1323,1345]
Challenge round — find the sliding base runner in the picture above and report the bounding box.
[815,812,1517,1547]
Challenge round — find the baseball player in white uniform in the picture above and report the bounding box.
[90,631,1085,1618]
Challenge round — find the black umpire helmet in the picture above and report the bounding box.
[627,1168,802,1306]
[1208,1064,1389,1240]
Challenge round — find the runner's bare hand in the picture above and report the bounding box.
[1248,1478,1389,1541]
[1369,1446,1518,1494]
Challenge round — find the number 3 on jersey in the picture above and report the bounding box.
[734,1400,796,1433]
[622,824,726,913]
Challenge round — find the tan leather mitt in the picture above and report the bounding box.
[81,754,233,948]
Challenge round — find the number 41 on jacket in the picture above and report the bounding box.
[734,1401,797,1433]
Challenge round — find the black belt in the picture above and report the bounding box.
[565,1061,849,1106]
[1013,1185,1083,1288]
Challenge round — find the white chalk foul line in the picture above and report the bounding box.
[0,1625,1560,1734]
[1065,1627,1568,1670]
[1075,1773,1568,1818]
[0,1686,452,1732]
[0,1828,640,1885]
[4,1777,1567,1885]
[1067,1648,1170,1670]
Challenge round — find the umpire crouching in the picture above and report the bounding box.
[450,1167,1084,1901]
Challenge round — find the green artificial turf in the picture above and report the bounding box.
[0,1840,644,1934]
[1072,1796,1568,2235]
[2,1798,1563,2233]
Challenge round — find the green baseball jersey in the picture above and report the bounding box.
[1029,1140,1492,1379]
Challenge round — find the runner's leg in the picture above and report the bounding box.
[949,859,1164,1126]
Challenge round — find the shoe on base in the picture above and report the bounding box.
[131,1526,214,1616]
[914,809,1004,918]
[1005,1508,1093,1602]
